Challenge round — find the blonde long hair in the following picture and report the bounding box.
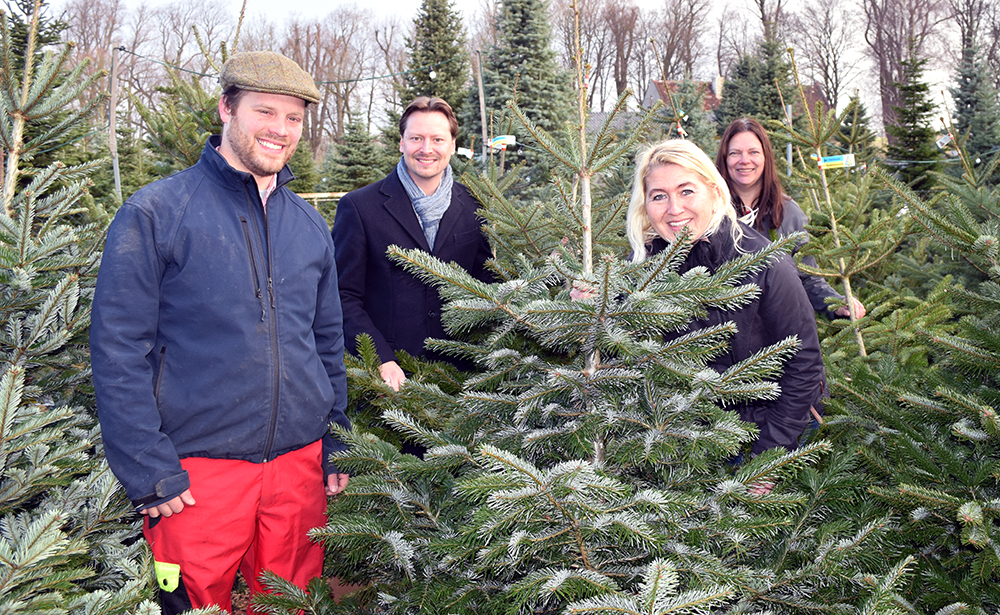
[626,139,741,263]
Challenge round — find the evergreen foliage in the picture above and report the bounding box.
[714,38,793,133]
[467,92,645,266]
[2,0,65,73]
[655,80,717,155]
[257,32,923,615]
[320,114,390,193]
[768,80,911,357]
[837,94,878,161]
[82,126,158,205]
[885,54,941,194]
[827,150,1000,610]
[286,140,320,194]
[130,70,220,177]
[400,0,470,135]
[463,0,574,180]
[296,238,910,615]
[0,6,153,612]
[949,48,1000,174]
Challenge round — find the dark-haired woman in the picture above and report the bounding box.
[716,118,865,319]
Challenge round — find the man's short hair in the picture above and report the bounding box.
[399,97,458,140]
[221,86,250,114]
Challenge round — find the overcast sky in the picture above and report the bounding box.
[185,0,478,25]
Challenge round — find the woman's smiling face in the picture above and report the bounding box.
[725,130,766,194]
[644,163,721,242]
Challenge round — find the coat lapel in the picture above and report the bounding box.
[381,170,431,252]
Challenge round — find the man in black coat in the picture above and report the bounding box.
[332,96,493,391]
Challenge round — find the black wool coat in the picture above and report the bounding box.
[654,219,826,455]
[331,168,493,364]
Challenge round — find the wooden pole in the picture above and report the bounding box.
[109,46,122,201]
[475,50,488,164]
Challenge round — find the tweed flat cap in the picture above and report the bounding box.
[220,51,321,104]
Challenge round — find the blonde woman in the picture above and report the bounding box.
[626,139,826,470]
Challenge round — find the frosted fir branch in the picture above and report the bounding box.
[854,555,914,615]
[714,335,800,392]
[731,442,832,496]
[709,234,797,285]
[893,482,964,510]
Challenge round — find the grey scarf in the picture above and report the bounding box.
[396,157,453,250]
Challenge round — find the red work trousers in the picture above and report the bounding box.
[143,440,327,614]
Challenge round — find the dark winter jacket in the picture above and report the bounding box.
[332,168,493,363]
[755,198,844,316]
[90,136,351,509]
[654,219,826,455]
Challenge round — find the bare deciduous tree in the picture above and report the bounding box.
[605,0,639,98]
[282,7,378,154]
[752,0,787,42]
[986,2,1000,89]
[949,0,988,55]
[788,0,862,109]
[862,0,949,133]
[154,0,233,71]
[716,7,755,77]
[239,19,282,52]
[468,0,500,53]
[368,17,407,128]
[62,0,124,120]
[652,0,710,80]
[553,0,614,110]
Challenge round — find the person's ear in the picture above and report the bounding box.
[219,98,232,124]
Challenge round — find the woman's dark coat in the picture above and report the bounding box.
[654,219,826,456]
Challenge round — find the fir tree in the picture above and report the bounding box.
[3,0,65,72]
[768,66,911,356]
[837,94,877,160]
[828,153,1000,610]
[259,19,915,615]
[714,38,793,133]
[885,54,940,194]
[463,0,573,180]
[400,0,470,132]
[0,6,153,612]
[286,140,320,194]
[4,0,87,176]
[320,114,389,192]
[655,79,717,155]
[65,124,157,210]
[132,69,221,177]
[949,48,1000,172]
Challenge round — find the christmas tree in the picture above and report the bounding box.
[0,3,154,611]
[949,48,1000,178]
[400,0,470,134]
[885,54,941,194]
[714,38,793,133]
[826,142,1000,609]
[464,0,573,181]
[254,12,917,614]
[320,114,392,193]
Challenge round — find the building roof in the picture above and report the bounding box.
[641,78,723,112]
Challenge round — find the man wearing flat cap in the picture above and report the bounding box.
[90,51,350,613]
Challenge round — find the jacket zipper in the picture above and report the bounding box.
[240,216,266,321]
[243,189,282,463]
[154,346,166,400]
